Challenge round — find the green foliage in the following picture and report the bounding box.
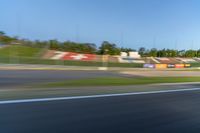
[0,45,41,57]
[139,48,200,58]
[0,35,16,44]
[61,41,97,54]
[148,48,157,57]
[98,41,120,55]
[0,31,5,36]
[185,50,197,57]
[49,40,60,50]
[120,47,136,53]
[138,47,146,56]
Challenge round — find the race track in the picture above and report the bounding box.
[0,70,123,88]
[1,69,200,133]
[1,89,200,133]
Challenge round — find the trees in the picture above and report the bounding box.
[197,50,200,57]
[98,41,120,55]
[148,48,157,57]
[32,40,49,48]
[49,40,60,50]
[0,31,5,36]
[185,50,197,57]
[120,47,136,53]
[81,43,96,54]
[138,48,199,58]
[138,47,146,57]
[0,31,16,44]
[156,49,178,57]
[61,41,97,54]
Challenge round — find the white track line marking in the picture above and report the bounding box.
[0,88,200,105]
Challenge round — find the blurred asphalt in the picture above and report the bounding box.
[1,90,200,133]
[1,68,200,132]
[0,70,125,88]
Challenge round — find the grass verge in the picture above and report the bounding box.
[42,77,200,88]
[0,45,41,57]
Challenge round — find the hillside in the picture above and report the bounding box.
[0,45,41,57]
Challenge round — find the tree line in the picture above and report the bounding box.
[0,31,200,57]
[138,47,200,58]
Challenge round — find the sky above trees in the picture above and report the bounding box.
[1,0,200,50]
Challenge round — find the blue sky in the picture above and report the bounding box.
[0,0,200,50]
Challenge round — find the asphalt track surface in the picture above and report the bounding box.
[0,70,123,88]
[1,90,200,133]
[1,69,200,133]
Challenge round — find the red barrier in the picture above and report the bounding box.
[175,64,185,68]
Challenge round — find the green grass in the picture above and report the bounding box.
[42,77,200,88]
[0,45,41,57]
[190,63,200,67]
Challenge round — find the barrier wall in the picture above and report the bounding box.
[43,50,145,63]
[155,64,167,69]
[144,64,191,69]
[185,64,191,68]
[143,64,155,68]
[43,50,197,65]
[167,64,175,68]
[175,64,185,68]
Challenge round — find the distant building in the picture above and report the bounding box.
[119,51,144,63]
[120,52,141,58]
[120,52,128,57]
[129,52,141,58]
